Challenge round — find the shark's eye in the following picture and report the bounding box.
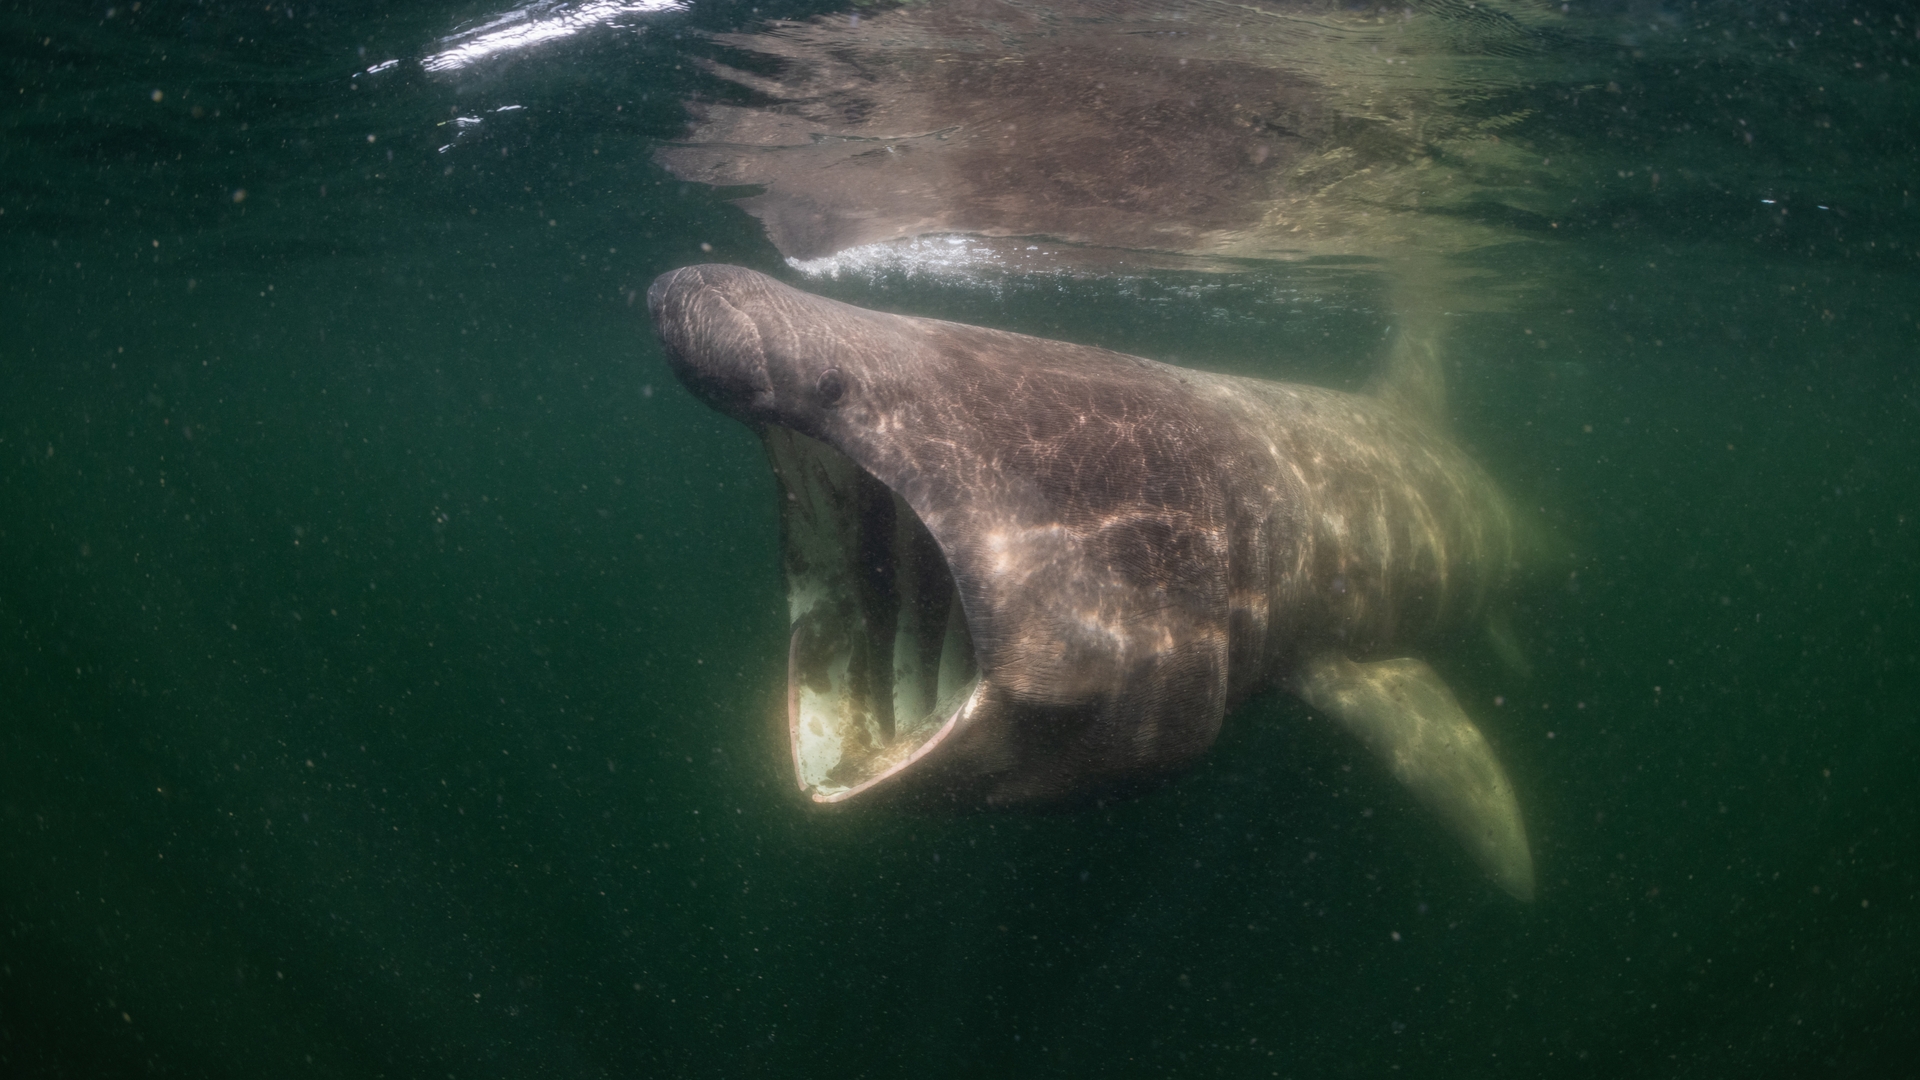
[814,368,846,406]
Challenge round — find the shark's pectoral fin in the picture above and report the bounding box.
[1295,654,1536,901]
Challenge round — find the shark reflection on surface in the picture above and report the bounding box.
[659,0,1571,271]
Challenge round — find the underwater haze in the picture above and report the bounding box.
[2,1,1917,1077]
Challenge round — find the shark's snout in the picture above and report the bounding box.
[647,265,775,417]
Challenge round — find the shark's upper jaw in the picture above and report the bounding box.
[766,425,984,802]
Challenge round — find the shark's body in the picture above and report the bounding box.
[649,264,1535,899]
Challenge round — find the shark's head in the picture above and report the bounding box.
[649,264,1238,807]
[647,263,886,440]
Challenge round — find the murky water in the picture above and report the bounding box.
[3,2,1916,1076]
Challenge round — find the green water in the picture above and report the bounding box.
[3,2,1917,1076]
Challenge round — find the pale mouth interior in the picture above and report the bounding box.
[764,426,983,802]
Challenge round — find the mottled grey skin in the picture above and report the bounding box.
[650,264,1534,898]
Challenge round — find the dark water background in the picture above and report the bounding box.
[3,1,1918,1076]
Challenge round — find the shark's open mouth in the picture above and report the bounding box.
[764,426,984,802]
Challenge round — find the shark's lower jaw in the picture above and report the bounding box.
[765,426,983,803]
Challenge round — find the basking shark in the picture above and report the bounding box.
[650,264,1535,900]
